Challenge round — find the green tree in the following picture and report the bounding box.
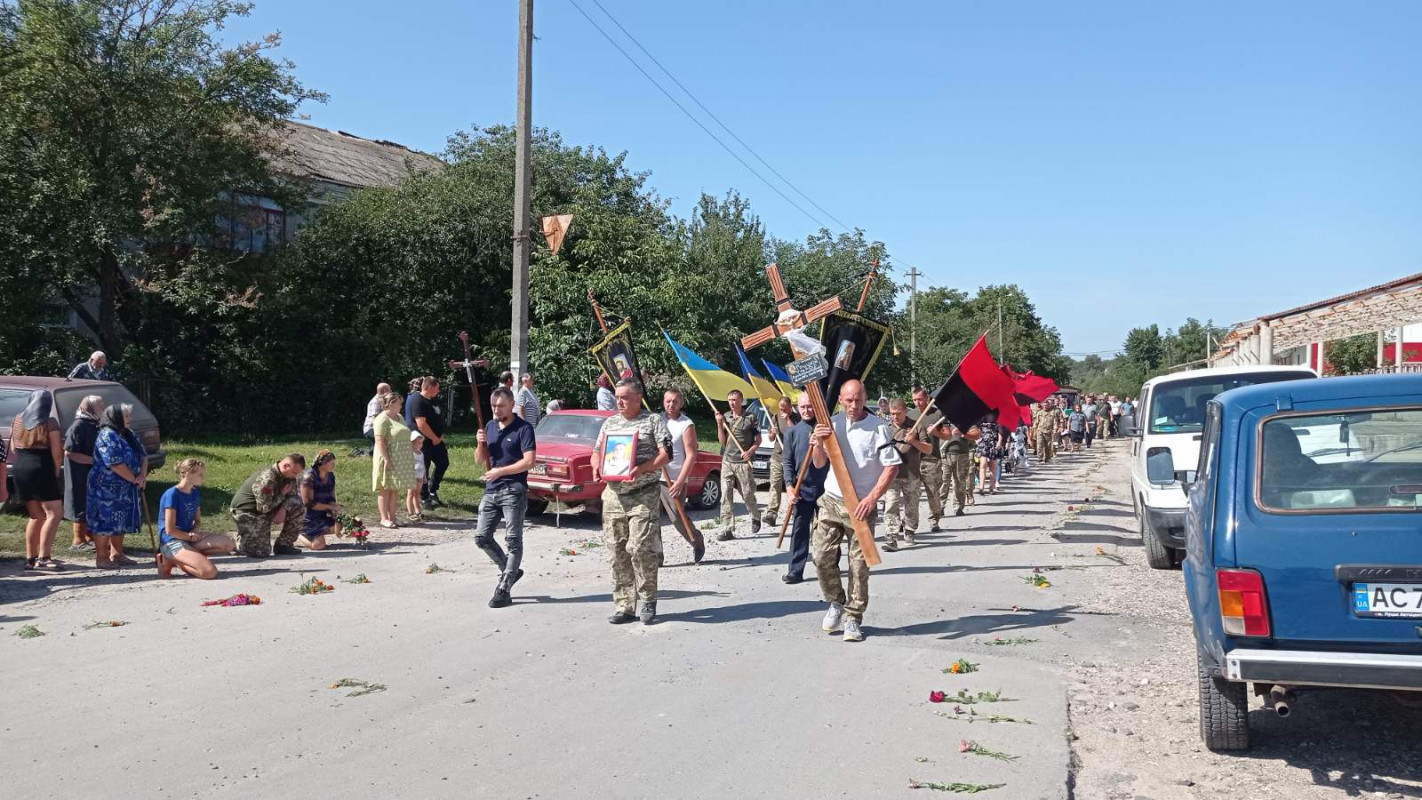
[1123,325,1164,370]
[0,0,323,361]
[1325,333,1379,376]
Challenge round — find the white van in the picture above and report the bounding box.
[1129,365,1315,569]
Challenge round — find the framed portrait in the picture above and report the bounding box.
[601,431,639,481]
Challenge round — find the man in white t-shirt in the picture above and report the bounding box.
[362,382,391,441]
[515,373,541,427]
[810,379,901,643]
[659,388,705,563]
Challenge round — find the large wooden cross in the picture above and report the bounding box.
[741,263,881,566]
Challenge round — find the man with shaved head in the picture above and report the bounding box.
[809,379,900,642]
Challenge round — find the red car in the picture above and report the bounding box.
[526,410,723,515]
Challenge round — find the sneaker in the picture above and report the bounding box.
[638,601,657,625]
[488,589,512,609]
[692,541,705,564]
[427,494,444,508]
[608,610,636,624]
[502,568,525,591]
[822,602,845,633]
[905,533,916,546]
[929,522,941,533]
[762,512,777,525]
[782,573,803,584]
[842,618,865,642]
[70,541,95,553]
[717,529,736,542]
[273,545,303,556]
[882,538,899,552]
[955,508,965,517]
[751,518,762,535]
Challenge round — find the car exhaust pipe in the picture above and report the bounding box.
[1266,685,1293,718]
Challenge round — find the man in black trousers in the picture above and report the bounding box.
[780,392,828,584]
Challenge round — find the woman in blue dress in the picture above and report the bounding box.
[87,405,148,569]
[298,449,344,550]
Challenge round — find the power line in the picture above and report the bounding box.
[566,0,833,231]
[587,0,855,234]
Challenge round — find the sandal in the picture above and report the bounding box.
[23,558,39,571]
[112,554,138,566]
[36,557,63,570]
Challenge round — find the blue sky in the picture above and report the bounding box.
[223,1,1422,355]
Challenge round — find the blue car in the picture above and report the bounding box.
[1185,374,1422,751]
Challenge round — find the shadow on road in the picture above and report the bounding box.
[657,599,824,624]
[871,604,1091,640]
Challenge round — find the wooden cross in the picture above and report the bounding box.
[448,331,490,430]
[741,263,881,566]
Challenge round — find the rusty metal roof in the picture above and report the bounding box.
[1259,272,1422,322]
[272,121,445,189]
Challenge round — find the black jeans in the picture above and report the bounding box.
[787,497,817,578]
[423,439,449,498]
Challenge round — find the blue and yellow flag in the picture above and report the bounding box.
[663,332,755,401]
[762,359,798,400]
[735,343,783,406]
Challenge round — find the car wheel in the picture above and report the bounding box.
[525,498,549,516]
[1141,507,1176,571]
[697,472,722,510]
[1197,649,1250,751]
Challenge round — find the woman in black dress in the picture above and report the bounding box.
[64,394,105,554]
[9,390,64,570]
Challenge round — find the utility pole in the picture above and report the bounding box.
[509,0,534,377]
[997,299,1004,364]
[907,267,920,385]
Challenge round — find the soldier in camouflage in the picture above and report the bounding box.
[763,396,794,527]
[594,379,673,625]
[1035,401,1064,463]
[714,389,761,540]
[883,399,932,549]
[230,454,307,557]
[937,421,975,516]
[910,387,946,531]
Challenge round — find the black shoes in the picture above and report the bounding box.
[608,611,637,624]
[425,493,444,508]
[692,541,705,564]
[717,530,735,542]
[751,518,763,535]
[638,601,657,625]
[955,508,965,517]
[273,545,303,556]
[782,573,803,584]
[489,589,512,608]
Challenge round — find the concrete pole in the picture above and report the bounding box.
[1397,326,1405,370]
[1377,330,1385,370]
[1259,322,1274,366]
[509,0,534,376]
[908,267,919,385]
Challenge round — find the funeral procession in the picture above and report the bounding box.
[2,2,1420,798]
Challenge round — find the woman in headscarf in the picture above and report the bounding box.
[9,390,64,570]
[63,394,106,554]
[87,404,148,569]
[298,449,344,550]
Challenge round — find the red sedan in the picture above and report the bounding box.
[525,410,723,515]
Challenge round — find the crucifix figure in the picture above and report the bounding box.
[741,264,882,567]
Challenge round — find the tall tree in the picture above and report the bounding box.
[0,0,323,357]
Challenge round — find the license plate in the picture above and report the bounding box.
[530,464,547,476]
[1352,583,1422,618]
[753,459,768,470]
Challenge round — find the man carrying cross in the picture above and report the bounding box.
[811,379,900,642]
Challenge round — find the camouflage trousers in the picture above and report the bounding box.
[766,452,784,521]
[231,495,305,557]
[883,470,922,541]
[719,459,759,525]
[812,495,873,621]
[1096,416,1110,439]
[602,484,663,613]
[941,453,973,511]
[918,459,945,522]
[1036,433,1054,462]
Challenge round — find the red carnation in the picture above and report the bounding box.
[929,691,946,703]
[261,486,273,495]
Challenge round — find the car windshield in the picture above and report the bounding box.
[535,414,603,446]
[53,385,157,430]
[1149,371,1312,434]
[1258,408,1422,511]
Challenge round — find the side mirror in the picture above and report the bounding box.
[1146,447,1175,484]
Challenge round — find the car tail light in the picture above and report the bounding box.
[548,464,569,479]
[1217,569,1271,637]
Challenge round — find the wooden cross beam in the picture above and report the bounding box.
[741,263,881,566]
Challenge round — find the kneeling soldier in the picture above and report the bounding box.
[230,454,307,558]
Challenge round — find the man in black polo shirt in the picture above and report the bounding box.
[408,376,449,507]
[474,386,537,608]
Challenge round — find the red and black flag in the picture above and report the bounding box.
[818,309,892,406]
[1004,366,1059,405]
[930,335,1019,432]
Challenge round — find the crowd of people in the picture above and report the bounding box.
[3,363,1129,640]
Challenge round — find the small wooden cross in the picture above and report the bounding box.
[741,263,881,566]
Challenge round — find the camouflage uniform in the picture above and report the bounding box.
[718,410,761,529]
[915,410,945,525]
[812,495,874,621]
[764,411,788,524]
[597,410,671,615]
[940,428,974,513]
[1036,407,1062,462]
[230,464,304,557]
[883,417,926,544]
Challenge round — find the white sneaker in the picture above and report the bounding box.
[822,602,845,633]
[842,618,864,642]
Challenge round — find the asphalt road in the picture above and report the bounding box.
[3,439,1416,799]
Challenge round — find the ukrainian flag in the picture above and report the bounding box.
[735,343,783,406]
[663,332,755,401]
[762,359,799,400]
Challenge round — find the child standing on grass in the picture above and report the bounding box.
[158,459,235,579]
[408,431,426,522]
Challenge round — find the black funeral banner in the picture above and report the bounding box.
[818,310,891,407]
